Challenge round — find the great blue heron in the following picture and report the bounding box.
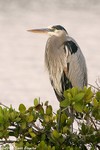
[28,25,88,102]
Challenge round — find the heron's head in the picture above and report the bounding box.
[27,25,68,37]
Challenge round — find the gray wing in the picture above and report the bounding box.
[54,38,88,101]
[63,37,88,89]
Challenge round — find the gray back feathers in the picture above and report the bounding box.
[45,32,87,101]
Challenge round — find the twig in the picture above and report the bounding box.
[0,102,9,109]
[53,111,56,115]
[0,140,16,144]
[61,107,68,113]
[89,115,98,131]
[88,84,100,91]
[95,78,100,88]
[57,109,62,132]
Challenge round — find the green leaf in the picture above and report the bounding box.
[0,106,3,113]
[21,121,27,129]
[52,130,61,139]
[64,91,72,100]
[15,117,21,122]
[34,98,39,107]
[81,123,86,134]
[44,115,50,123]
[26,115,34,122]
[61,113,67,124]
[30,132,36,138]
[10,112,16,120]
[39,106,44,115]
[0,132,3,138]
[63,126,68,133]
[19,104,26,113]
[74,103,83,112]
[28,128,32,133]
[71,87,78,97]
[74,93,84,102]
[67,93,73,101]
[66,147,73,150]
[67,118,73,126]
[64,90,68,98]
[0,114,3,123]
[96,91,100,101]
[0,125,4,131]
[46,105,52,115]
[15,140,24,148]
[83,106,89,113]
[38,141,47,150]
[84,87,93,102]
[60,99,70,108]
[52,147,56,150]
[93,98,99,107]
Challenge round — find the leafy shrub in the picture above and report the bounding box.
[0,87,100,150]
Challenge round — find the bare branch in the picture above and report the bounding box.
[88,84,100,91]
[0,102,9,109]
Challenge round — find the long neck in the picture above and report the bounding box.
[45,34,66,74]
[45,34,67,95]
[46,33,66,56]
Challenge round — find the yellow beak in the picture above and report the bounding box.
[27,28,50,34]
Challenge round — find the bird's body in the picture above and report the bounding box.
[28,25,88,102]
[45,29,87,101]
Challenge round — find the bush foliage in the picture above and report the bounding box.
[0,87,100,150]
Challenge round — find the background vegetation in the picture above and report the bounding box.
[0,87,100,150]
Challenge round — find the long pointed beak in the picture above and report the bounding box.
[27,28,50,34]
